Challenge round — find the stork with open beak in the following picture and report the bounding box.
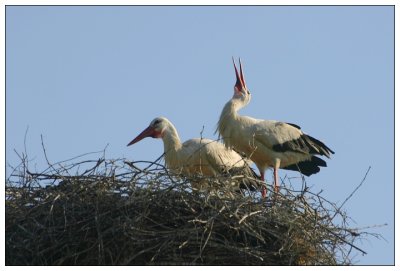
[216,59,334,198]
[128,117,261,193]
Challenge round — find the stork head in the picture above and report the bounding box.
[232,58,251,105]
[127,117,168,146]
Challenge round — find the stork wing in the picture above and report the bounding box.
[252,120,303,148]
[253,120,333,157]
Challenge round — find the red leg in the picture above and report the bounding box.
[260,171,267,198]
[273,166,280,193]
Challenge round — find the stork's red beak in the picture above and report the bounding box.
[127,126,155,146]
[233,57,246,90]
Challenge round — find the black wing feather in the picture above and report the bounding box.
[285,122,301,129]
[283,156,327,176]
[273,133,334,158]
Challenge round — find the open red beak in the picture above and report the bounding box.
[233,57,247,90]
[127,126,155,146]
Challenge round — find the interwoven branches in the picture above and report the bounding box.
[6,153,375,265]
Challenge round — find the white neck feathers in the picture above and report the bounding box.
[161,124,182,154]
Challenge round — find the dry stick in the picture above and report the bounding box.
[54,150,107,165]
[38,141,107,177]
[94,198,105,265]
[324,227,368,255]
[26,159,102,181]
[23,126,30,180]
[41,134,55,169]
[82,159,105,175]
[143,155,179,185]
[317,167,372,257]
[331,166,372,222]
[144,153,165,171]
[239,210,262,224]
[12,149,29,186]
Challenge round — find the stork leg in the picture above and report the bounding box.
[260,172,267,198]
[273,165,280,193]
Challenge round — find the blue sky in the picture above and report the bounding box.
[6,6,394,265]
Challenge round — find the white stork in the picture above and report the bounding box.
[217,59,334,198]
[127,117,261,193]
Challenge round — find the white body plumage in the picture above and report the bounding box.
[128,117,259,192]
[217,59,334,197]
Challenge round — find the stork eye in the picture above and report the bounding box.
[153,119,161,125]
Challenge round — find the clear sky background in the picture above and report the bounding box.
[6,6,394,265]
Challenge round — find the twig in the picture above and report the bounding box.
[325,227,368,255]
[331,166,371,221]
[239,210,262,224]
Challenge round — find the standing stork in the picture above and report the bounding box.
[216,59,334,198]
[127,117,261,193]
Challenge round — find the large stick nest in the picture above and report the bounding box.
[6,153,369,265]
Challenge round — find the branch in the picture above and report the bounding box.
[331,166,371,221]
